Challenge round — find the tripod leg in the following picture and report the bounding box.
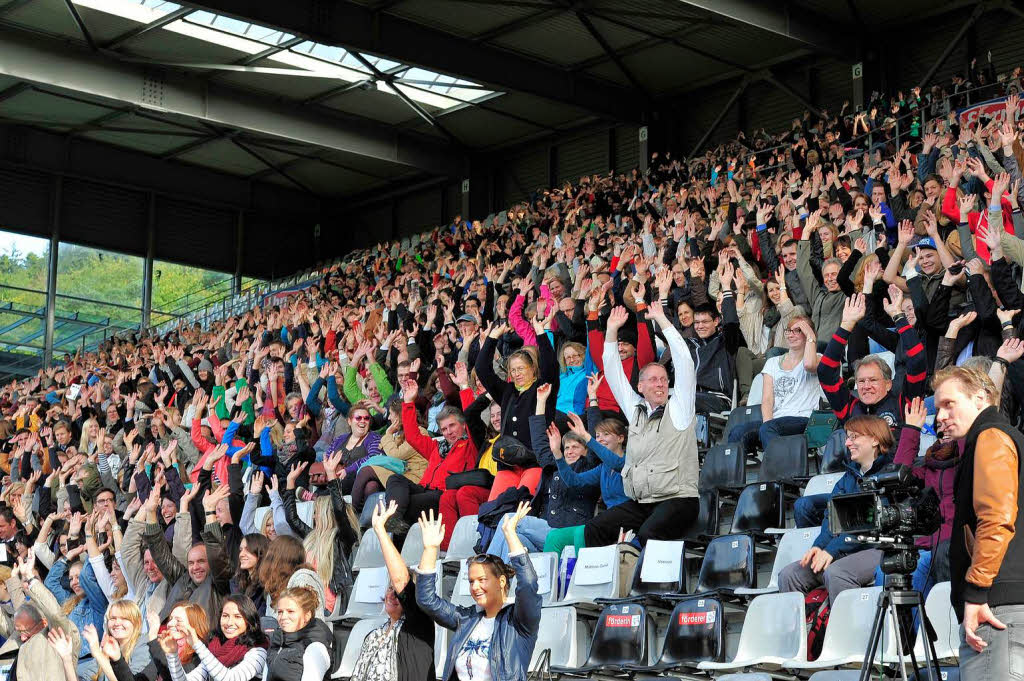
[916,592,944,681]
[886,599,911,681]
[860,592,892,681]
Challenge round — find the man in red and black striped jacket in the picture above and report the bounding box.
[817,293,928,431]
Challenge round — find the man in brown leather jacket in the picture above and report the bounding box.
[934,366,1024,681]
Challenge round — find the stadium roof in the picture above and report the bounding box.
[0,0,968,200]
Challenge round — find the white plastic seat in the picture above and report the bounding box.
[530,606,582,669]
[803,472,844,498]
[341,566,387,620]
[914,582,959,662]
[512,552,559,605]
[296,500,314,527]
[399,522,426,567]
[699,592,807,671]
[735,527,818,596]
[787,587,881,669]
[434,624,448,679]
[747,373,764,406]
[877,351,896,375]
[450,560,477,608]
[332,616,386,678]
[560,544,620,606]
[442,515,480,564]
[716,674,774,681]
[351,530,389,570]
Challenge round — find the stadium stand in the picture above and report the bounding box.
[9,22,1024,681]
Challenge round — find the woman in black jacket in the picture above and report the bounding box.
[280,452,358,618]
[475,320,558,501]
[265,586,334,681]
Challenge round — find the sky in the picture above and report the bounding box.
[0,231,49,258]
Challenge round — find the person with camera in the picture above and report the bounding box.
[876,397,961,602]
[932,366,1024,679]
[778,414,894,606]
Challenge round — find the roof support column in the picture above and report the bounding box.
[43,176,61,367]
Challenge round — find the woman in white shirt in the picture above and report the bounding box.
[415,503,542,681]
[728,316,822,449]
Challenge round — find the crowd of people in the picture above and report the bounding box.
[2,58,1024,681]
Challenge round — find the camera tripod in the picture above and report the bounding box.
[859,572,944,681]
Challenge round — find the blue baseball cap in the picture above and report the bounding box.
[910,236,937,251]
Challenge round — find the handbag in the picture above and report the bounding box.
[445,469,495,490]
[491,435,538,468]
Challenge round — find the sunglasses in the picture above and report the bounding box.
[351,415,371,422]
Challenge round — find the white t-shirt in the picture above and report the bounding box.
[454,616,495,681]
[761,354,823,419]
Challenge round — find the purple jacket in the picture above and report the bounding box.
[327,431,383,477]
[894,426,961,548]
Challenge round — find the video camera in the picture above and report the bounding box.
[828,464,941,587]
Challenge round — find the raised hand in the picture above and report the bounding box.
[545,423,562,459]
[285,461,309,489]
[566,412,591,443]
[418,509,445,550]
[883,284,905,319]
[249,470,265,496]
[586,372,603,400]
[322,451,344,481]
[501,500,532,540]
[48,627,75,660]
[453,361,469,388]
[606,306,629,333]
[202,484,230,514]
[371,498,398,534]
[841,293,866,327]
[904,396,927,429]
[997,337,1024,364]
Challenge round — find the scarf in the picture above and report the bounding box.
[349,618,403,681]
[208,635,254,669]
[437,435,467,459]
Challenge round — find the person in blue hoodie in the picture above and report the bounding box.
[777,413,894,607]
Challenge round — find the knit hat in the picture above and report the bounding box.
[197,358,214,373]
[287,568,327,620]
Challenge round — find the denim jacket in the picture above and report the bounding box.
[416,552,542,681]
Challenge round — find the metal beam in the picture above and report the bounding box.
[61,0,98,51]
[471,8,564,42]
[759,70,823,119]
[182,0,641,121]
[573,11,651,100]
[676,0,853,59]
[916,3,986,90]
[103,7,193,50]
[43,177,60,367]
[348,51,465,147]
[0,0,34,17]
[0,27,463,176]
[689,77,749,156]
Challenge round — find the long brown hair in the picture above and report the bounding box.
[169,601,209,664]
[257,536,310,606]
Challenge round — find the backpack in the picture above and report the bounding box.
[617,543,641,597]
[804,587,831,661]
[805,410,839,450]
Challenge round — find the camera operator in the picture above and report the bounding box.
[873,397,961,600]
[933,366,1024,679]
[778,414,894,607]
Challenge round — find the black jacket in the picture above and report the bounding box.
[266,618,334,681]
[951,406,1024,621]
[280,480,356,614]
